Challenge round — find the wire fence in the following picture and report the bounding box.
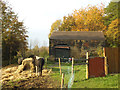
[60,65,75,88]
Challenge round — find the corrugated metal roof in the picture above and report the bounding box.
[50,31,105,40]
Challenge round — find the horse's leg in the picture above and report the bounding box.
[40,65,42,76]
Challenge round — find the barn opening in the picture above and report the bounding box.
[55,45,70,58]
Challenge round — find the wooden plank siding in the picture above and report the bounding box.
[105,47,120,73]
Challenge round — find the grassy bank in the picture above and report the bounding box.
[72,65,119,88]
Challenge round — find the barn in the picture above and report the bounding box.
[49,31,105,59]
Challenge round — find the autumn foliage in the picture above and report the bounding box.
[49,4,106,33]
[49,2,119,47]
[106,19,120,47]
[72,5,106,32]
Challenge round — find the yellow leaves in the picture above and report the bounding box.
[106,18,120,46]
[49,20,62,38]
[72,4,106,32]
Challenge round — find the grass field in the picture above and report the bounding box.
[48,62,119,88]
[72,65,119,88]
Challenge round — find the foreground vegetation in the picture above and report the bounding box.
[48,61,119,88]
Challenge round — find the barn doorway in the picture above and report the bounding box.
[55,45,70,58]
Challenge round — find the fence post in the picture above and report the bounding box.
[61,73,64,88]
[86,52,89,79]
[59,58,62,75]
[105,56,108,75]
[103,47,106,57]
[72,57,74,75]
[103,48,108,75]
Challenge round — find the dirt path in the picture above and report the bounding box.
[2,75,59,88]
[1,64,60,89]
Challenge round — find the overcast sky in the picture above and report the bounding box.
[4,0,111,47]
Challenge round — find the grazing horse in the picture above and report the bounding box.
[28,55,45,76]
[35,56,45,76]
[18,55,45,76]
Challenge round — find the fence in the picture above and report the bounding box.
[58,51,109,88]
[58,52,89,88]
[59,58,75,88]
[105,47,120,73]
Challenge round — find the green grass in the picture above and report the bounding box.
[49,62,73,88]
[48,61,119,88]
[50,66,72,88]
[72,65,119,88]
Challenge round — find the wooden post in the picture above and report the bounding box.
[72,57,74,75]
[103,48,108,75]
[103,47,106,57]
[105,56,108,75]
[59,58,62,75]
[61,73,64,88]
[86,52,89,79]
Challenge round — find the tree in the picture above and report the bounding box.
[49,20,62,38]
[104,1,120,47]
[59,15,76,31]
[32,45,40,56]
[105,19,120,47]
[72,4,106,32]
[1,1,28,64]
[39,46,49,58]
[104,1,120,26]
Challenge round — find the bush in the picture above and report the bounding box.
[48,55,55,61]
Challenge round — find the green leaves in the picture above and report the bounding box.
[104,1,120,26]
[1,1,28,62]
[104,1,120,47]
